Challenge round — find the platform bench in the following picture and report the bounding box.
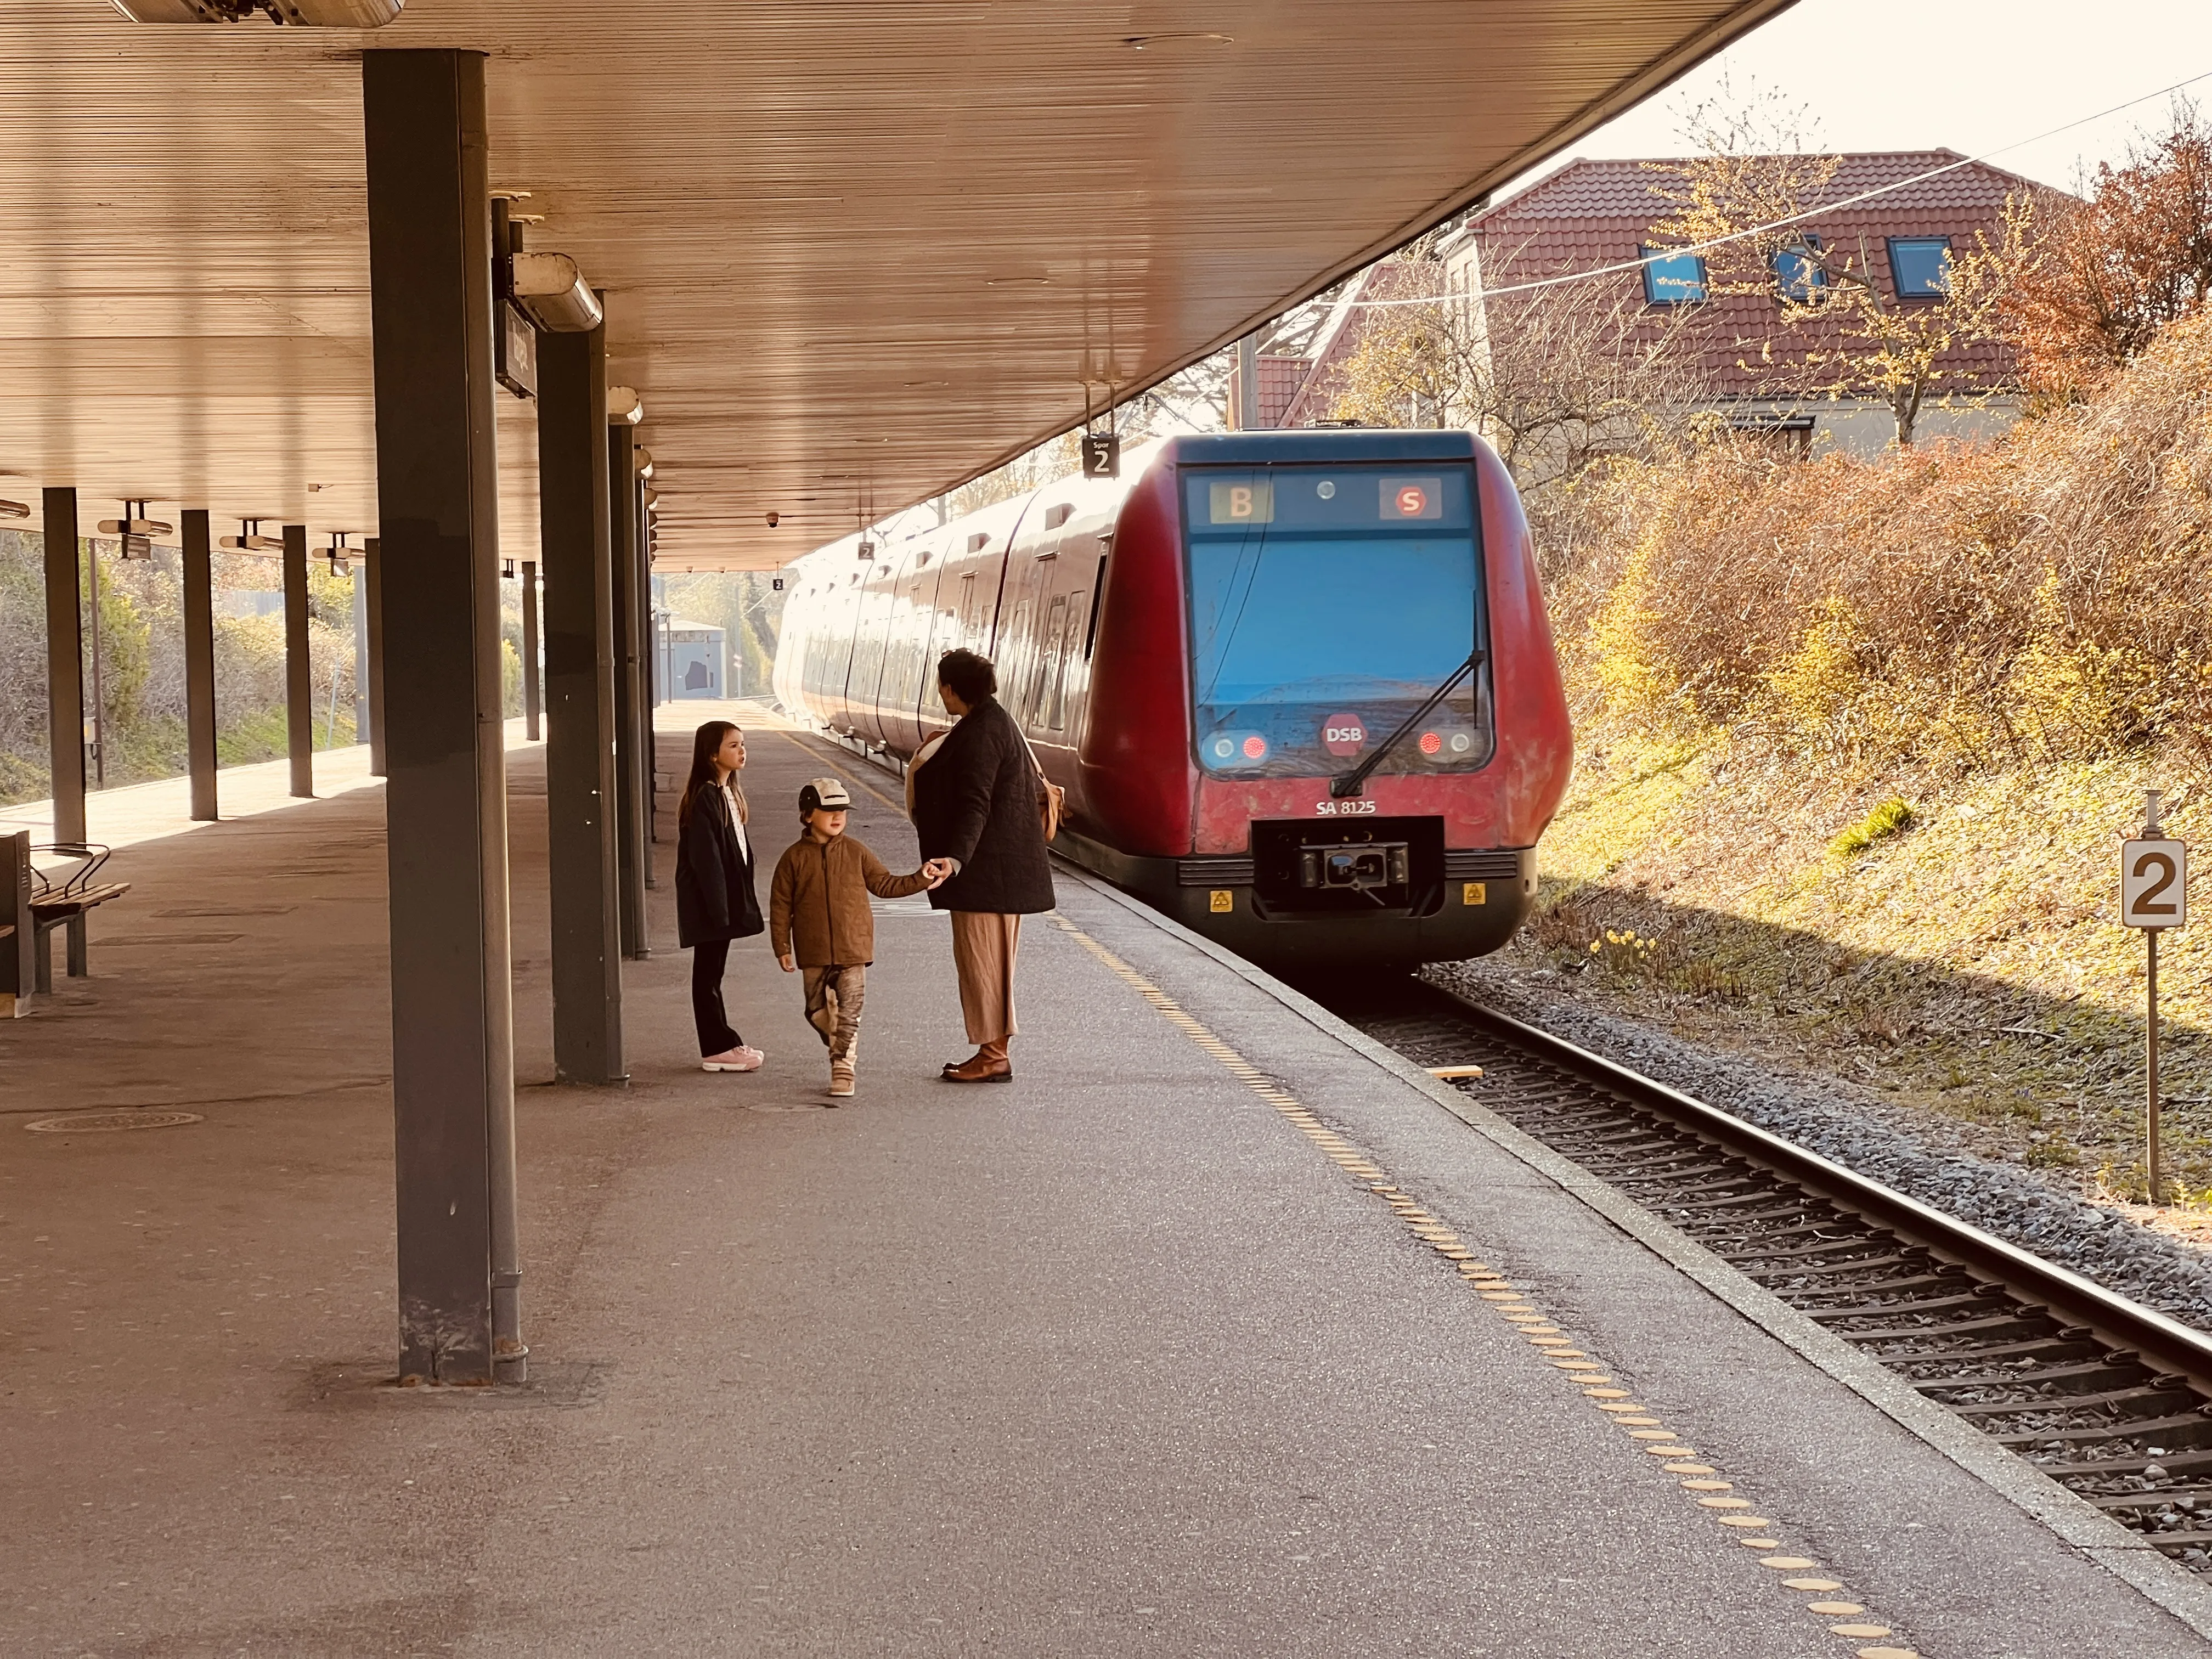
[1,832,130,1012]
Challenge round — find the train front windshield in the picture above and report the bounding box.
[1184,464,1492,779]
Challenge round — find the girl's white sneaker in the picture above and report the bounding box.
[703,1046,765,1073]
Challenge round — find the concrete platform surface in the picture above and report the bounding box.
[2,701,2204,1656]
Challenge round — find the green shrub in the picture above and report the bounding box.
[1829,795,1916,859]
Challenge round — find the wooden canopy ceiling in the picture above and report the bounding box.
[0,1,1796,570]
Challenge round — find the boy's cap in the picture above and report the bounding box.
[798,777,852,817]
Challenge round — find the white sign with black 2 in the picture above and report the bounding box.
[2122,838,2187,929]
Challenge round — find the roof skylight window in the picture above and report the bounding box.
[1888,237,1953,299]
[1640,247,1707,306]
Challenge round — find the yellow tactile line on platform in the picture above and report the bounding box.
[1048,911,1924,1659]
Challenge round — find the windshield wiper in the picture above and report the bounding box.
[1329,650,1486,799]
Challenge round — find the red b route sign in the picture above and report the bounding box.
[1322,713,1366,757]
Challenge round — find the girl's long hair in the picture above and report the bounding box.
[678,720,749,830]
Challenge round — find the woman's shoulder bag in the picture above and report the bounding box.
[1014,723,1065,844]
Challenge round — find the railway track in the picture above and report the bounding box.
[1351,980,2212,1572]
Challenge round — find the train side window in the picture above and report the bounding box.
[1035,595,1068,724]
[1084,556,1107,657]
[1048,591,1084,731]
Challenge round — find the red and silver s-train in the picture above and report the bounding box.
[772,429,1572,971]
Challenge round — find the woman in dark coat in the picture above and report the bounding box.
[675,719,766,1072]
[910,648,1056,1082]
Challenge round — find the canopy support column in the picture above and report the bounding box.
[538,323,626,1084]
[42,488,86,845]
[182,510,217,821]
[521,558,541,743]
[635,473,661,865]
[364,538,387,778]
[363,45,524,1387]
[608,420,648,957]
[283,523,312,797]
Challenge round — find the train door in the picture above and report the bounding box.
[823,570,868,732]
[844,556,902,748]
[1060,546,1109,740]
[879,541,945,756]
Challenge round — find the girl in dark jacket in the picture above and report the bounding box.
[675,720,766,1072]
[911,649,1056,1082]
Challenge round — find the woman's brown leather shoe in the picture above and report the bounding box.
[941,1054,1014,1083]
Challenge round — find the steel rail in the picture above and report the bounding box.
[1421,983,2212,1384]
[1342,979,2212,1565]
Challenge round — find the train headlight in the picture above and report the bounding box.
[1204,731,1267,768]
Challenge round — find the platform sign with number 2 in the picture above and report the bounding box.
[2123,793,2186,1207]
[2123,837,2187,929]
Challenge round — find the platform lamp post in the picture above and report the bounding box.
[2121,790,2188,1207]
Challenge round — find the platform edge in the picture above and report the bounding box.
[1049,859,2212,1642]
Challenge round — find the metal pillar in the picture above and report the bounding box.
[363,538,388,777]
[521,558,541,742]
[86,531,106,789]
[538,324,625,1083]
[42,489,86,844]
[352,555,371,747]
[1231,333,1259,431]
[363,46,524,1386]
[634,472,660,868]
[283,523,313,797]
[608,420,648,956]
[182,510,218,821]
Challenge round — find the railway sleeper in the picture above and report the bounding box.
[1740,1245,1920,1273]
[1579,1161,1744,1189]
[1543,1135,1693,1161]
[1649,1189,1824,1218]
[2142,1532,2212,1555]
[1807,1285,2012,1322]
[1723,1238,1898,1268]
[1725,1216,1884,1248]
[2002,1408,2212,1449]
[1947,1381,2196,1419]
[1682,1214,1846,1244]
[1789,1270,1964,1301]
[2045,1444,2212,1479]
[2090,1485,2212,1511]
[1855,1311,2057,1346]
[1916,1356,2150,1396]
[1900,1330,2105,1368]
[1618,1181,1778,1210]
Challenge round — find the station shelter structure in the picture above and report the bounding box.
[0,0,1802,1385]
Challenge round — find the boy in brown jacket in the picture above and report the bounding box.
[770,778,947,1099]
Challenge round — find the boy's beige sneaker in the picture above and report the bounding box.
[828,1059,855,1101]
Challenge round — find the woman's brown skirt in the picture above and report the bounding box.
[949,911,1022,1044]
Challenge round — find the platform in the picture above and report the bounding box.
[2,702,2208,1656]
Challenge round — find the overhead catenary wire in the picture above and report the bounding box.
[1340,65,2212,310]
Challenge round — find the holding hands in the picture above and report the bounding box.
[919,857,955,888]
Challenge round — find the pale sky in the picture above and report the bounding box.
[1505,0,2212,200]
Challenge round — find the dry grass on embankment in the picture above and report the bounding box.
[1475,315,2212,1214]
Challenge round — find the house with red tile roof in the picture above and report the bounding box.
[1248,151,2043,456]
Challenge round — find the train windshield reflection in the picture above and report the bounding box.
[1184,465,1490,777]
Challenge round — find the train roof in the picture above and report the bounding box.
[1158,429,1483,466]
